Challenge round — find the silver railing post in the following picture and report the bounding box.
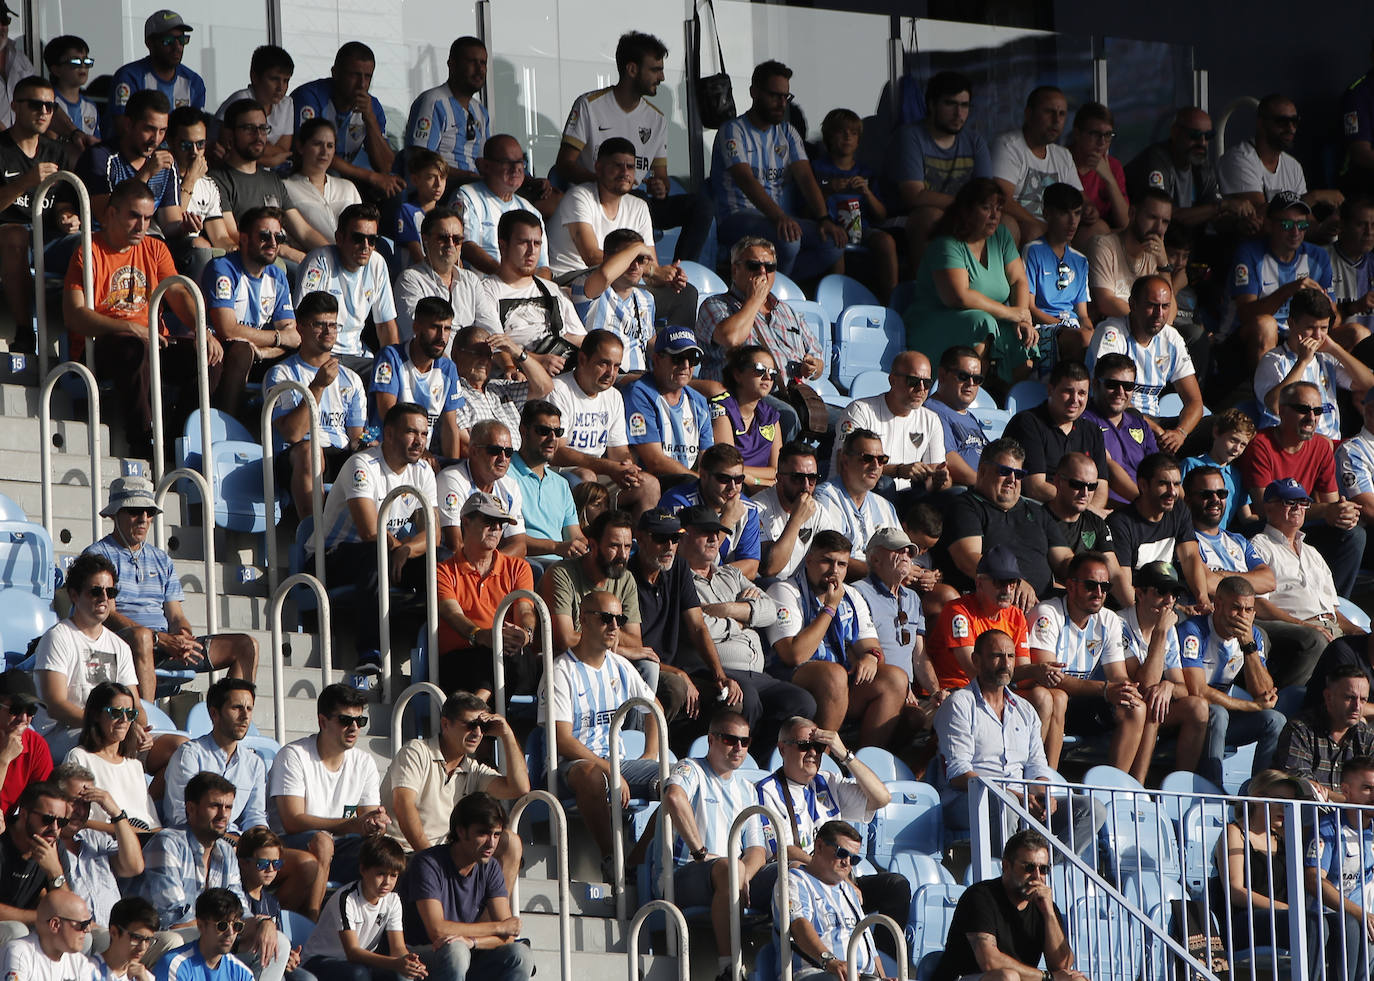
[38,361,101,545]
[267,573,334,745]
[375,484,438,702]
[153,468,218,637]
[1284,798,1310,981]
[489,588,550,769]
[509,790,571,981]
[32,170,93,377]
[146,274,212,484]
[626,900,689,980]
[847,913,908,981]
[728,804,791,981]
[389,681,447,754]
[968,776,998,882]
[261,381,325,594]
[609,696,672,926]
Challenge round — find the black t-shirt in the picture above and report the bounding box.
[944,492,1067,595]
[1053,508,1116,556]
[0,131,72,225]
[1304,635,1374,713]
[209,165,290,222]
[1003,403,1109,479]
[633,555,702,671]
[1106,500,1196,571]
[933,878,1064,981]
[0,829,48,911]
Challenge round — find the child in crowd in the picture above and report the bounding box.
[396,149,448,267]
[1181,407,1258,530]
[238,827,312,981]
[572,480,609,532]
[301,835,427,979]
[577,227,657,373]
[1022,181,1093,371]
[99,896,159,981]
[812,107,898,302]
[45,34,101,152]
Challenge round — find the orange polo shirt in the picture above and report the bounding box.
[926,595,1029,691]
[436,549,535,652]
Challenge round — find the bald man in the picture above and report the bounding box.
[0,891,97,977]
[457,133,553,275]
[1125,107,1259,234]
[831,350,949,499]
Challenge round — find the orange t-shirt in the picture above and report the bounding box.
[436,550,535,653]
[927,595,1029,691]
[65,234,178,341]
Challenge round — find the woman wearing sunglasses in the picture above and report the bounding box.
[64,681,161,832]
[710,344,783,489]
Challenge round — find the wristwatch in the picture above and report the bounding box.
[49,874,66,889]
[691,845,708,862]
[514,348,529,364]
[1240,642,1259,655]
[820,952,837,970]
[834,748,855,767]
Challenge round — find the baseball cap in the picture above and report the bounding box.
[1266,190,1311,218]
[0,669,43,710]
[1135,561,1183,594]
[679,505,729,534]
[1263,477,1311,503]
[100,475,162,517]
[145,9,193,39]
[975,544,1020,581]
[653,326,702,356]
[866,526,914,554]
[460,491,516,523]
[637,508,683,535]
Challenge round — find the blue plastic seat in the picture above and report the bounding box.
[770,270,806,303]
[833,305,903,390]
[1068,894,1148,981]
[1084,766,1182,882]
[676,260,728,310]
[1339,596,1371,633]
[0,586,57,667]
[868,780,942,868]
[977,408,1012,442]
[854,746,915,782]
[888,851,954,890]
[185,701,263,739]
[1157,391,1185,417]
[816,274,877,325]
[141,699,190,738]
[1005,379,1049,413]
[848,369,890,400]
[789,299,833,378]
[889,281,918,318]
[0,521,56,601]
[242,733,283,767]
[907,883,963,973]
[0,493,26,521]
[174,408,256,471]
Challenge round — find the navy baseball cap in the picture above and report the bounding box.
[637,508,682,534]
[976,544,1020,581]
[1266,190,1311,217]
[679,505,729,534]
[1263,477,1310,503]
[653,326,702,356]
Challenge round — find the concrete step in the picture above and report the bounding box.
[521,910,623,953]
[0,414,109,455]
[528,948,678,981]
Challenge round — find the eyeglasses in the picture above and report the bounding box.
[1073,578,1111,593]
[784,739,825,753]
[531,424,565,438]
[32,811,71,829]
[2,700,37,718]
[667,352,702,366]
[254,858,284,871]
[651,532,684,545]
[1194,488,1229,500]
[823,840,858,865]
[996,464,1027,480]
[740,259,777,273]
[19,99,56,114]
[431,233,464,245]
[103,706,138,722]
[1100,378,1136,393]
[1284,403,1326,416]
[711,732,751,748]
[1082,128,1116,142]
[334,713,368,728]
[461,343,493,358]
[1056,260,1071,290]
[751,362,780,382]
[782,471,819,484]
[119,927,155,945]
[1277,219,1310,232]
[763,90,796,105]
[178,138,207,151]
[903,375,932,390]
[587,610,629,628]
[88,585,119,600]
[711,472,747,486]
[214,920,246,934]
[851,452,890,465]
[1183,128,1213,141]
[462,718,488,732]
[1063,477,1098,493]
[256,229,288,244]
[1264,113,1300,127]
[349,231,379,246]
[1020,861,1052,875]
[952,369,984,385]
[235,123,272,135]
[156,34,192,49]
[57,916,94,931]
[479,444,515,459]
[62,57,97,68]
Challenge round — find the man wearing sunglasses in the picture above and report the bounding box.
[1125,107,1248,234]
[626,327,715,479]
[156,887,255,981]
[0,670,50,817]
[1184,465,1279,600]
[1081,354,1155,507]
[815,429,900,582]
[756,441,842,580]
[926,346,991,488]
[512,400,590,565]
[1219,94,1342,222]
[291,42,400,199]
[774,820,876,981]
[108,9,206,130]
[660,444,764,579]
[396,207,490,344]
[383,690,528,888]
[831,351,948,499]
[100,896,161,981]
[438,420,527,557]
[928,545,1031,694]
[0,889,99,980]
[931,829,1083,981]
[0,781,72,939]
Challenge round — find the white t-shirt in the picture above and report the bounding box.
[560,87,668,186]
[267,736,382,831]
[549,373,628,458]
[33,620,137,736]
[436,461,526,534]
[546,183,655,279]
[474,276,587,352]
[284,172,363,242]
[217,86,295,138]
[455,182,549,266]
[991,130,1081,219]
[1026,597,1126,681]
[316,446,438,553]
[184,175,223,222]
[813,480,900,561]
[1217,141,1308,199]
[0,935,98,981]
[752,486,842,580]
[302,880,402,961]
[831,397,945,493]
[295,247,398,357]
[66,746,160,829]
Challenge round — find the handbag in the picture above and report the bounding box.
[692,0,735,129]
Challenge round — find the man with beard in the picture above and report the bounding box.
[1276,666,1374,800]
[0,781,72,942]
[370,296,461,459]
[992,86,1080,244]
[659,443,763,579]
[438,419,527,557]
[210,99,324,263]
[1219,94,1342,217]
[400,792,533,981]
[1126,107,1248,234]
[0,671,49,816]
[756,441,841,580]
[109,10,205,123]
[1327,197,1374,330]
[927,346,992,486]
[512,401,588,566]
[291,42,401,200]
[1005,361,1108,508]
[78,89,182,225]
[1107,452,1210,604]
[406,36,489,186]
[547,138,655,280]
[1084,188,1178,319]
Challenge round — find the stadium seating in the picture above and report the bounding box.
[908,883,963,979]
[1006,379,1049,413]
[833,305,904,390]
[677,260,728,312]
[816,274,878,325]
[770,271,807,304]
[867,780,942,868]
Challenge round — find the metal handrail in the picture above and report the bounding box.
[626,900,689,981]
[508,790,571,981]
[730,804,791,981]
[389,681,447,756]
[376,484,438,703]
[267,572,334,745]
[146,275,212,486]
[153,468,218,638]
[608,696,672,926]
[260,381,325,594]
[847,913,908,981]
[38,361,101,545]
[32,170,93,377]
[489,588,551,769]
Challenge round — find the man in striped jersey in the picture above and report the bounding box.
[660,711,766,980]
[405,37,489,187]
[539,590,662,880]
[774,820,875,981]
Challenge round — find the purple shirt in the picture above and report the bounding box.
[400,843,507,946]
[1082,405,1158,505]
[708,392,781,467]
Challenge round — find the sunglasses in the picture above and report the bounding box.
[19,99,56,114]
[1277,498,1312,509]
[2,700,37,718]
[765,90,796,105]
[782,471,819,484]
[488,157,526,169]
[1064,477,1098,493]
[103,706,138,722]
[255,858,284,871]
[904,375,932,390]
[1264,113,1300,127]
[215,920,246,934]
[652,532,685,545]
[88,585,119,600]
[1056,260,1071,290]
[1020,861,1052,875]
[852,452,889,465]
[1285,403,1325,416]
[334,713,368,728]
[824,840,858,865]
[751,363,780,382]
[531,423,564,438]
[461,343,493,358]
[1073,578,1111,593]
[712,472,747,486]
[1100,378,1136,393]
[350,231,379,246]
[431,233,464,245]
[740,259,777,273]
[996,464,1027,480]
[256,229,288,244]
[462,718,488,732]
[33,811,71,829]
[1194,488,1229,500]
[178,138,207,151]
[57,916,94,931]
[785,739,826,753]
[156,34,192,48]
[712,732,751,748]
[465,115,478,141]
[122,506,158,518]
[1183,128,1213,141]
[667,352,702,366]
[479,445,515,459]
[952,369,984,385]
[235,123,272,136]
[1277,219,1310,232]
[587,610,629,628]
[119,927,155,945]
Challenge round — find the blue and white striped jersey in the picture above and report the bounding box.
[711,116,808,216]
[624,379,714,469]
[775,867,875,975]
[1178,613,1265,690]
[203,253,294,329]
[666,758,764,863]
[369,343,462,436]
[1337,428,1374,498]
[1194,528,1265,574]
[754,771,877,857]
[1120,605,1182,672]
[539,649,655,759]
[1086,317,1195,416]
[1254,345,1349,440]
[455,182,548,266]
[1027,597,1125,680]
[291,78,387,166]
[264,354,365,450]
[576,287,656,372]
[406,83,488,173]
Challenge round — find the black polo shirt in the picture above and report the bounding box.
[1052,508,1116,556]
[932,878,1064,981]
[632,555,702,672]
[944,491,1067,596]
[1106,500,1197,570]
[0,829,48,912]
[1003,403,1109,479]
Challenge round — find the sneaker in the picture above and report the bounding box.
[599,854,620,885]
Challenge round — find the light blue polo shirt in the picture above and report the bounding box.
[509,453,577,556]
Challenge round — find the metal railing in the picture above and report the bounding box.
[489,588,551,769]
[261,381,325,594]
[730,804,792,981]
[147,275,213,486]
[389,681,448,756]
[38,361,101,545]
[609,696,672,925]
[32,170,93,378]
[848,913,908,981]
[267,572,334,745]
[626,900,689,981]
[153,468,218,638]
[509,790,571,981]
[376,484,438,703]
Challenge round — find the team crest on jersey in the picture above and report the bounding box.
[1147,170,1165,189]
[1347,112,1361,136]
[567,105,581,128]
[302,267,323,292]
[214,275,232,300]
[1081,531,1096,549]
[639,127,652,144]
[352,467,369,489]
[629,412,647,436]
[1345,469,1358,487]
[1129,427,1144,443]
[798,527,814,543]
[374,362,393,385]
[951,614,970,639]
[1035,615,1051,632]
[300,105,316,121]
[115,83,131,105]
[760,423,777,442]
[773,144,785,156]
[1234,264,1249,287]
[1086,640,1100,657]
[1154,355,1168,372]
[910,431,925,449]
[672,759,693,778]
